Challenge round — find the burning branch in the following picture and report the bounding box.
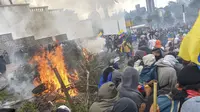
[31,45,78,112]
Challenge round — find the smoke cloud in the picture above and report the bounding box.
[13,0,136,19]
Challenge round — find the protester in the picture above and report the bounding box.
[90,82,118,112]
[98,58,120,88]
[140,54,156,83]
[138,36,148,48]
[122,41,132,59]
[181,96,200,112]
[155,55,177,94]
[56,105,71,112]
[152,48,164,61]
[127,50,146,74]
[0,55,6,74]
[3,50,10,64]
[148,38,156,50]
[155,65,200,112]
[112,70,122,88]
[112,97,138,112]
[118,67,145,107]
[98,65,114,88]
[105,37,113,52]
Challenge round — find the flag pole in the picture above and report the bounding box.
[153,82,158,112]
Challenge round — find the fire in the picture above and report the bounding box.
[82,48,93,62]
[31,45,78,97]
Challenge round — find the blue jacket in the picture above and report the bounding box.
[98,72,112,88]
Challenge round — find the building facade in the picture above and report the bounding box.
[146,0,155,13]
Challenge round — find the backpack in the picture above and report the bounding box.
[140,64,158,84]
[158,95,182,112]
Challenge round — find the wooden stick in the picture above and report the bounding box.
[52,67,75,112]
[86,70,90,111]
[153,82,158,112]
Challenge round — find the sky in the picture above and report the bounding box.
[12,0,177,19]
[120,0,177,11]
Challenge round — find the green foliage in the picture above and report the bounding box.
[17,101,38,112]
[0,90,9,101]
[163,10,175,25]
[190,0,200,9]
[74,103,88,112]
[134,16,142,25]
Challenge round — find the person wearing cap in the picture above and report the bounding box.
[89,82,118,112]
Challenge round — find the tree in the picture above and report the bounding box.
[146,15,153,24]
[189,0,200,9]
[133,16,142,25]
[163,10,175,25]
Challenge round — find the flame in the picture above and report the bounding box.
[82,48,93,62]
[31,45,78,97]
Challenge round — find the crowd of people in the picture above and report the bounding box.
[89,26,200,112]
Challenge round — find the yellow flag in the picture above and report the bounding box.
[178,15,200,65]
[118,29,124,35]
[97,32,103,38]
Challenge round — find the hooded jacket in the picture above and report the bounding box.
[119,67,145,107]
[143,54,156,66]
[112,70,122,88]
[90,82,118,112]
[98,67,114,88]
[140,54,156,83]
[155,55,177,94]
[112,97,138,112]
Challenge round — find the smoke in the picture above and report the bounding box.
[13,0,133,19]
[4,64,35,100]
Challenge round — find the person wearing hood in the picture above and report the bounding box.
[155,55,178,94]
[152,48,164,61]
[154,40,163,49]
[98,58,120,88]
[140,54,156,83]
[89,82,118,112]
[128,50,146,74]
[112,97,138,112]
[118,67,145,107]
[112,70,122,88]
[153,65,200,112]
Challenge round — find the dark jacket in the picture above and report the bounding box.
[90,82,118,112]
[112,97,138,112]
[119,67,145,107]
[0,57,6,74]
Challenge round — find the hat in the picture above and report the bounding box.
[98,82,118,99]
[178,65,200,87]
[181,96,200,112]
[155,40,162,48]
[56,105,71,112]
